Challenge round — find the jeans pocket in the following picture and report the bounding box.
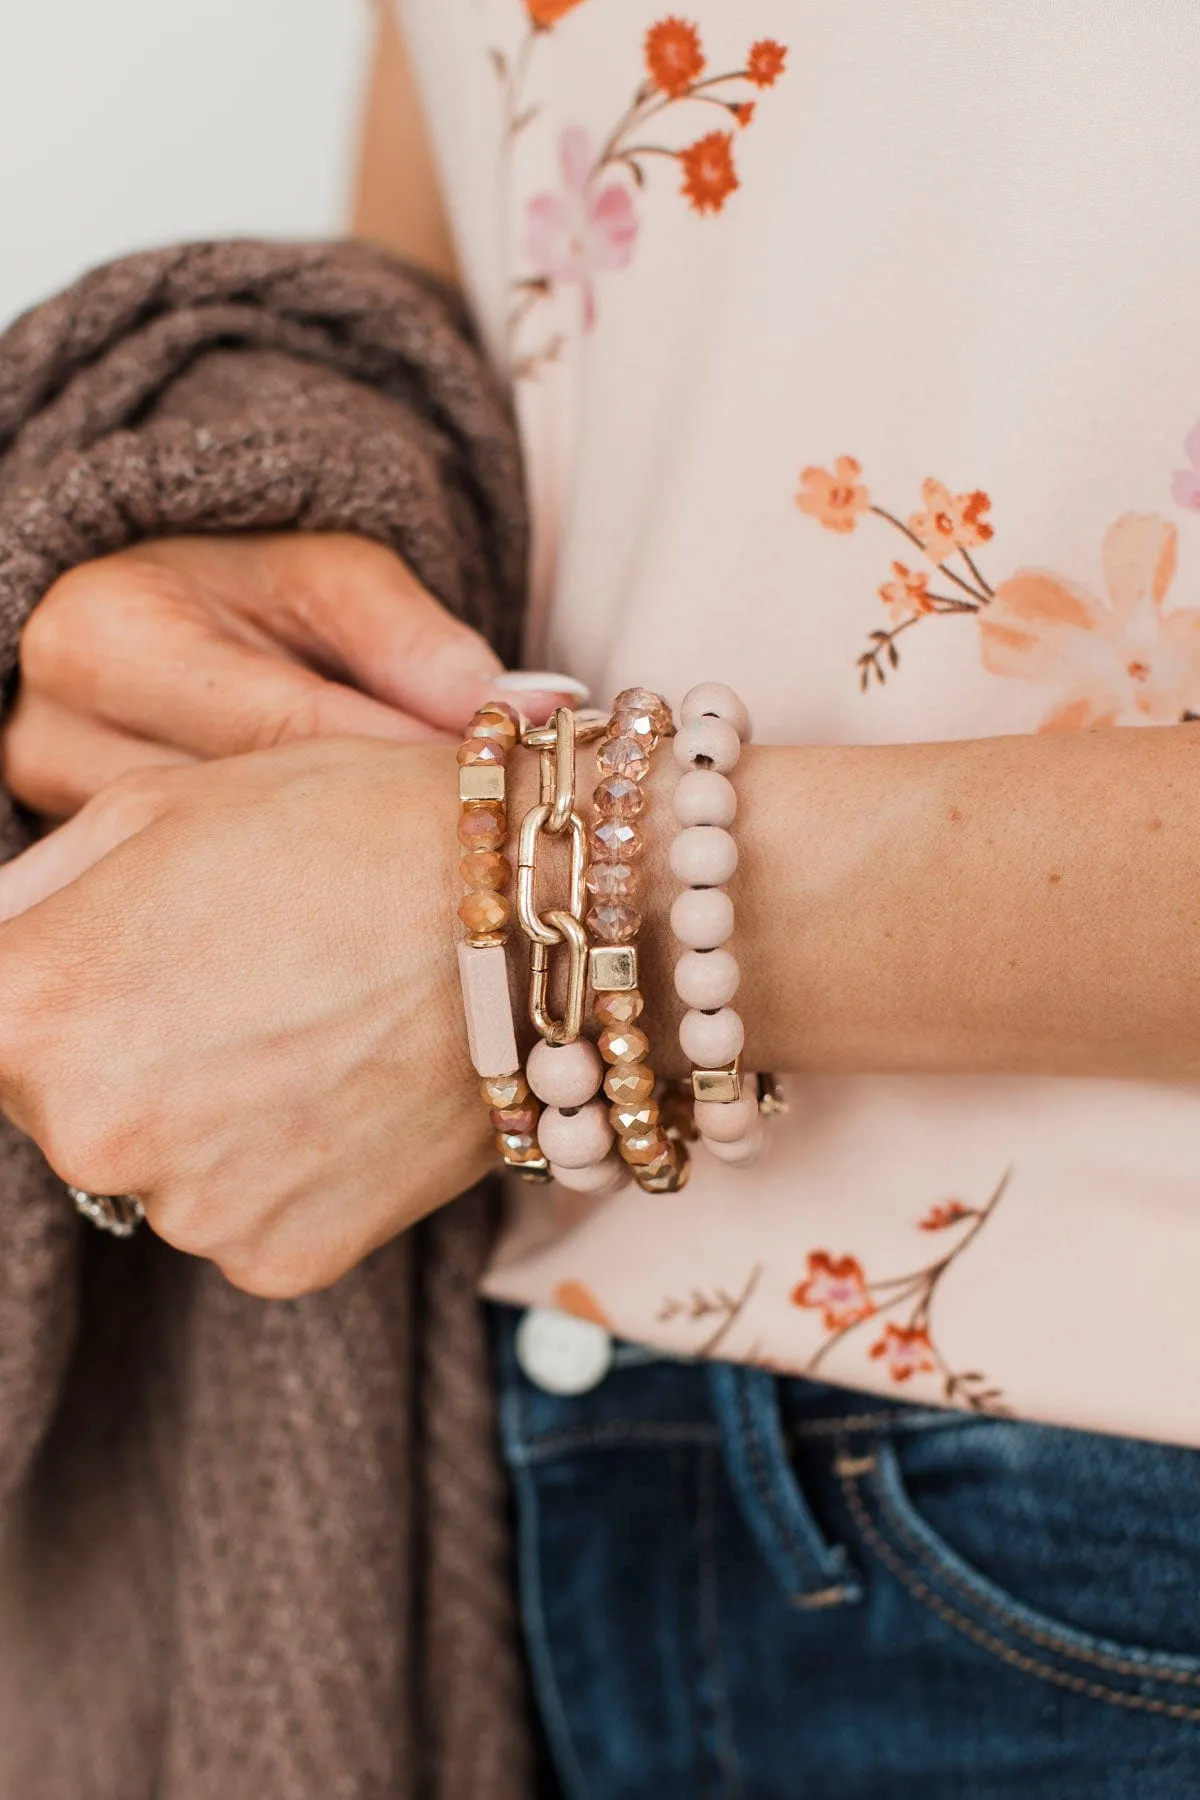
[708,1363,861,1609]
[834,1416,1200,1721]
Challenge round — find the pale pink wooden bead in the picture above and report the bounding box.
[672,768,737,829]
[537,1100,614,1168]
[551,1154,629,1195]
[669,825,738,887]
[680,682,751,742]
[670,887,734,949]
[527,1038,604,1108]
[679,1005,745,1068]
[704,1116,765,1167]
[694,1089,759,1143]
[673,716,742,775]
[457,942,519,1078]
[674,947,740,1011]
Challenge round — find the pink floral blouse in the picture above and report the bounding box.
[398,0,1200,1445]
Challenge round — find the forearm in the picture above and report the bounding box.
[607,724,1200,1084]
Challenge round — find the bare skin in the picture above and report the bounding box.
[0,16,1194,1299]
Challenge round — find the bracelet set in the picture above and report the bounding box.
[455,684,780,1195]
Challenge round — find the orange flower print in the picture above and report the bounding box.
[526,0,587,25]
[552,1279,613,1329]
[909,479,994,566]
[644,17,706,97]
[919,1200,975,1231]
[747,38,788,87]
[980,513,1200,730]
[792,1251,875,1331]
[679,130,739,215]
[797,457,870,534]
[730,101,756,127]
[870,1324,938,1383]
[879,562,934,623]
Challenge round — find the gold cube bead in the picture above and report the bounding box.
[459,765,506,803]
[691,1064,742,1104]
[589,945,638,992]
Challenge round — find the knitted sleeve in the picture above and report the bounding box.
[0,242,535,1800]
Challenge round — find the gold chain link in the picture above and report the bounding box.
[516,708,594,1046]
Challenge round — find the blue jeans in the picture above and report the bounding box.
[494,1307,1200,1799]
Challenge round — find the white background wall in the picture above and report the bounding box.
[0,0,371,330]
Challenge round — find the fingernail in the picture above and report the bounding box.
[488,670,591,701]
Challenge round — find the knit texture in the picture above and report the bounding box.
[0,241,536,1799]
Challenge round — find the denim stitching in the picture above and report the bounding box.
[866,1443,1200,1687]
[789,1409,964,1440]
[835,1452,1200,1724]
[516,1422,723,1462]
[696,1443,743,1798]
[734,1374,814,1600]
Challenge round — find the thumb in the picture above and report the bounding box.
[264,536,589,731]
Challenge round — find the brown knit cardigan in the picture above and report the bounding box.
[0,242,539,1799]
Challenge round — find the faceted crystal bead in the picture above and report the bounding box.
[593,775,646,819]
[497,1131,537,1157]
[457,889,511,936]
[481,1072,529,1109]
[490,1103,539,1134]
[622,1128,670,1167]
[599,1024,651,1064]
[604,1062,656,1105]
[610,711,659,752]
[460,850,510,890]
[594,989,644,1028]
[591,819,643,860]
[642,1146,691,1192]
[471,703,521,749]
[457,803,505,851]
[612,688,673,735]
[587,901,640,944]
[457,736,507,767]
[585,860,638,899]
[610,1099,660,1135]
[639,1143,684,1187]
[596,734,650,782]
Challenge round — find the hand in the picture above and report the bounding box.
[0,739,490,1297]
[2,531,582,816]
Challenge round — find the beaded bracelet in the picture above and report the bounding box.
[590,688,690,1195]
[518,709,628,1196]
[669,682,765,1167]
[456,701,549,1181]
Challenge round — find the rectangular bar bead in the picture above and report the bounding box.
[459,765,506,803]
[589,945,638,992]
[691,1065,742,1104]
[457,942,519,1077]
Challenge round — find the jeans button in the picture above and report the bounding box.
[515,1306,614,1395]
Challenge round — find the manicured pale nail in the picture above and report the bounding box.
[488,670,591,701]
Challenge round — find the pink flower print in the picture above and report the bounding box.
[870,1324,937,1383]
[1171,419,1200,511]
[792,1251,875,1331]
[522,127,639,330]
[980,512,1200,730]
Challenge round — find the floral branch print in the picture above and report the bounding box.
[799,454,1200,726]
[656,1262,763,1358]
[791,1170,1012,1415]
[506,12,787,373]
[796,458,995,691]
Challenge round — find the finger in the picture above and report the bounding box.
[240,535,590,732]
[26,586,452,761]
[2,690,195,817]
[0,765,190,922]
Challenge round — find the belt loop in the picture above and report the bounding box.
[707,1362,861,1608]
